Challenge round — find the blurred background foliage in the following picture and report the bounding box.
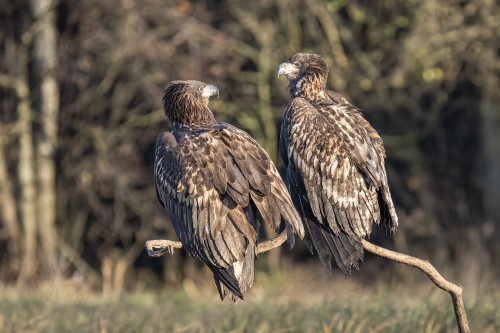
[0,0,499,299]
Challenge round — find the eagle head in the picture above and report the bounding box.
[162,80,219,128]
[277,53,329,99]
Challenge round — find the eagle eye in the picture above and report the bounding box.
[293,61,301,67]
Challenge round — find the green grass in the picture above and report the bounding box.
[0,270,499,333]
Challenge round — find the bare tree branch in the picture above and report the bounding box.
[144,239,183,257]
[256,230,288,254]
[57,237,101,287]
[144,230,288,257]
[0,74,21,91]
[145,234,470,333]
[361,239,470,333]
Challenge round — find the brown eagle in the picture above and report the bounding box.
[277,53,398,274]
[155,80,304,302]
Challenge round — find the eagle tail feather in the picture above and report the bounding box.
[210,243,256,303]
[304,216,363,275]
[232,244,255,299]
[377,187,398,234]
[210,265,244,302]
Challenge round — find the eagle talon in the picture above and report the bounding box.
[145,239,182,257]
[148,247,169,257]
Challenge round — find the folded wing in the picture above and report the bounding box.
[155,124,303,301]
[280,98,397,274]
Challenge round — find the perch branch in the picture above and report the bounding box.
[144,239,183,257]
[144,230,288,257]
[256,230,288,254]
[361,239,470,333]
[144,233,469,332]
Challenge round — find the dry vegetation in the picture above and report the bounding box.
[1,267,499,333]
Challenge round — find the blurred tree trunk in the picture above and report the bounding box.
[15,49,38,283]
[481,87,500,219]
[30,0,60,272]
[0,125,21,264]
[480,73,500,268]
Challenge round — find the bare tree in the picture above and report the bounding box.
[30,0,60,273]
[14,49,38,283]
[0,114,21,268]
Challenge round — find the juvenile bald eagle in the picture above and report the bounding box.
[155,80,304,302]
[277,53,398,274]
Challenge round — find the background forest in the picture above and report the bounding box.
[1,0,500,332]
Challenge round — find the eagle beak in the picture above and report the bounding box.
[277,62,297,78]
[202,84,219,99]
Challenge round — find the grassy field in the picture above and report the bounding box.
[1,267,499,333]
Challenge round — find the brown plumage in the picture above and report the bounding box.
[155,80,304,302]
[277,53,398,274]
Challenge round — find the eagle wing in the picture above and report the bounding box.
[280,97,397,273]
[325,90,351,105]
[155,124,303,300]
